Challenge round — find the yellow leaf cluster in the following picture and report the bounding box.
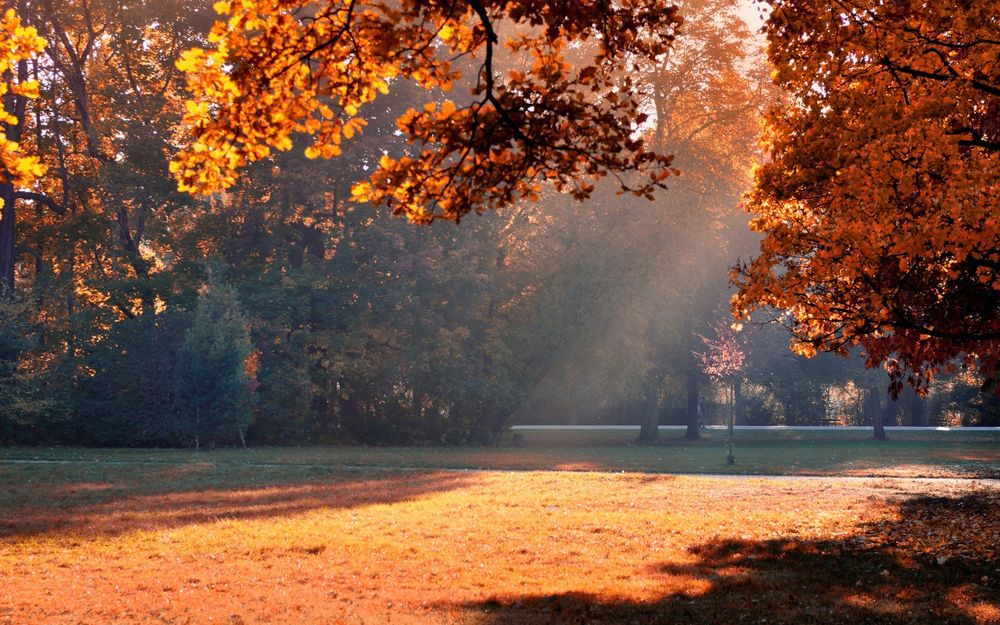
[170,0,681,220]
[0,8,46,217]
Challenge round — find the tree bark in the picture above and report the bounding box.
[636,382,659,445]
[867,385,886,440]
[0,181,14,298]
[0,53,29,298]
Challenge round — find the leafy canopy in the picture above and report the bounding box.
[170,0,681,223]
[733,0,1000,393]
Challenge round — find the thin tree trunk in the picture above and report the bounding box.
[725,383,735,464]
[727,382,735,437]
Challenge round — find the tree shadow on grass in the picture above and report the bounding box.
[0,464,474,540]
[458,491,1000,625]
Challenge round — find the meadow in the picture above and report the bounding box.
[2,432,999,624]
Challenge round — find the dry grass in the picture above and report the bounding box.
[1,458,998,624]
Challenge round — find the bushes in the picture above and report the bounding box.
[73,311,190,446]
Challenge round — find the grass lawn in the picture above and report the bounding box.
[2,428,998,478]
[1,438,999,624]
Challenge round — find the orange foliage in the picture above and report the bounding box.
[171,0,680,222]
[733,0,1000,393]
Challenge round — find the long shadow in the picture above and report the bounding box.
[0,463,473,540]
[459,491,1000,625]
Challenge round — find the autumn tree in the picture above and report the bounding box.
[0,6,47,297]
[21,0,212,316]
[697,320,745,436]
[171,0,682,222]
[733,0,1000,394]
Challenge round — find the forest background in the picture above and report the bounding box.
[1,0,997,449]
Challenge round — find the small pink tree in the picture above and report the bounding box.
[696,321,746,463]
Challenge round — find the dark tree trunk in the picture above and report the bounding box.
[0,182,14,298]
[337,392,360,440]
[684,370,701,440]
[0,55,28,299]
[867,385,886,440]
[636,383,659,445]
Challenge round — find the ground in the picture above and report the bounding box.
[1,433,999,624]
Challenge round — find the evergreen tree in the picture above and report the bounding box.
[174,275,255,448]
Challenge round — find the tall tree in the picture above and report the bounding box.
[733,0,1000,394]
[0,6,49,297]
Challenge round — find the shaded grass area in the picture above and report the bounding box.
[2,427,998,478]
[463,525,1000,625]
[463,491,1000,625]
[0,461,471,538]
[1,457,998,625]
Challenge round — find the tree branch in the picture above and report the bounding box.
[13,191,66,215]
[881,56,1000,97]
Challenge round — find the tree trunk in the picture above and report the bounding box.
[0,181,14,298]
[727,382,735,437]
[0,57,28,298]
[636,382,659,445]
[867,385,886,440]
[684,370,700,440]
